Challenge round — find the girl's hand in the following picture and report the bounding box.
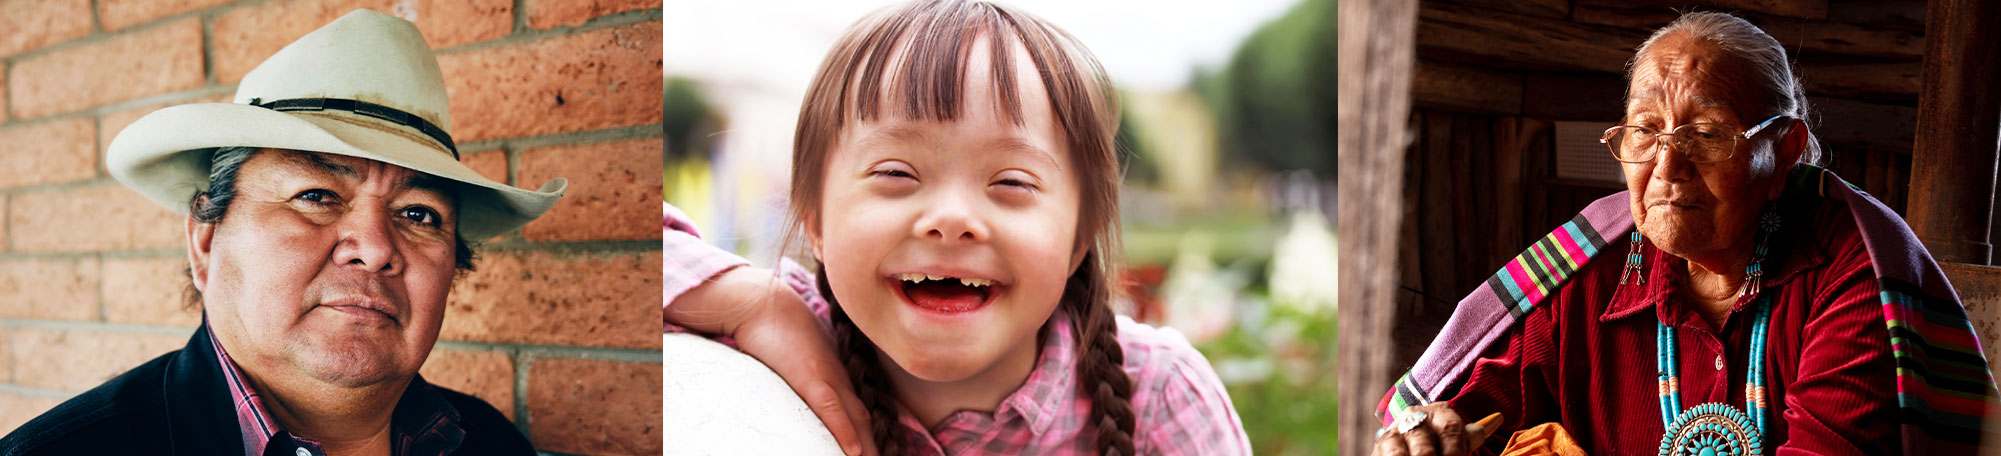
[668,266,880,456]
[1372,403,1497,456]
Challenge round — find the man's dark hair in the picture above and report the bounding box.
[181,146,478,311]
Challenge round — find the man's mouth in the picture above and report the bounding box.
[320,297,399,324]
[890,273,999,313]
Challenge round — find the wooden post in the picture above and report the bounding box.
[1338,0,1416,452]
[1906,0,2001,265]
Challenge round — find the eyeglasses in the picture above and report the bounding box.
[1600,115,1788,163]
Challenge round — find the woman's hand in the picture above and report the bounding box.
[1373,402,1497,456]
[668,266,879,456]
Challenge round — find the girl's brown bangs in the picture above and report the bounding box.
[837,1,1071,128]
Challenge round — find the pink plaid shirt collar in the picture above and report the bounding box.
[893,311,1081,453]
[206,321,466,456]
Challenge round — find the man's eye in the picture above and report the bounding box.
[400,207,441,226]
[294,189,339,204]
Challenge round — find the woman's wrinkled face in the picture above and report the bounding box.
[1621,33,1786,262]
[193,150,458,389]
[814,36,1082,383]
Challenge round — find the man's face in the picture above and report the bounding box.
[191,150,458,389]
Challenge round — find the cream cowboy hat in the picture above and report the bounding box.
[106,9,565,241]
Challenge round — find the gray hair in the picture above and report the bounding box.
[1628,11,1822,165]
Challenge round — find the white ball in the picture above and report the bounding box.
[662,333,847,455]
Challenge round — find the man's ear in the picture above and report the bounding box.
[186,204,216,294]
[1768,118,1812,199]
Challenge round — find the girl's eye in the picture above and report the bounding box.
[294,189,339,205]
[400,206,442,227]
[992,170,1039,192]
[872,169,915,179]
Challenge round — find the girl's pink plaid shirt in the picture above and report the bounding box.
[664,204,1252,455]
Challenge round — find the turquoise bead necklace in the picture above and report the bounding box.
[1649,207,1782,456]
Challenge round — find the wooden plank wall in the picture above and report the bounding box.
[1336,0,1418,451]
[1392,0,1927,370]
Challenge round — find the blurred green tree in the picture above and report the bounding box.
[665,76,721,163]
[1197,0,1336,178]
[1116,92,1163,186]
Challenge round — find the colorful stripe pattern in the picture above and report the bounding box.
[1382,211,1611,423]
[1881,278,1993,446]
[1483,213,1607,318]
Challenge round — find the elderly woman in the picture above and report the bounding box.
[1373,12,1997,455]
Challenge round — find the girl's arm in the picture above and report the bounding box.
[664,203,831,332]
[662,203,878,456]
[662,204,750,331]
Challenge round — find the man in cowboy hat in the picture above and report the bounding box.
[0,10,562,455]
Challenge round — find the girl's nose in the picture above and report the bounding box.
[912,192,990,244]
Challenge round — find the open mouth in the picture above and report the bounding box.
[891,273,999,313]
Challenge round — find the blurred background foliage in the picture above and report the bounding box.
[1198,0,1337,179]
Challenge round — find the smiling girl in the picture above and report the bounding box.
[663,0,1250,454]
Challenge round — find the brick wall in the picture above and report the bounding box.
[0,1,665,454]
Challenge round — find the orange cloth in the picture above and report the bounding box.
[1499,423,1588,456]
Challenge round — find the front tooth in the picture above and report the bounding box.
[898,273,925,282]
[925,274,945,281]
[960,278,991,287]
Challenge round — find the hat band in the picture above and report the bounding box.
[249,97,459,159]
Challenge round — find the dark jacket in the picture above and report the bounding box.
[0,326,534,455]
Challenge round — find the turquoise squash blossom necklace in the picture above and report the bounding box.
[1653,206,1781,456]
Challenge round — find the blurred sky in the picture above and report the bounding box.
[664,0,1301,93]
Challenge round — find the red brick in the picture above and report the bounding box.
[103,256,202,328]
[0,257,101,321]
[211,0,513,84]
[0,393,66,432]
[527,358,662,454]
[9,19,205,119]
[462,148,508,184]
[418,348,515,420]
[98,0,239,31]
[519,139,662,242]
[9,185,185,253]
[12,327,189,392]
[99,94,234,158]
[0,327,10,383]
[438,21,664,142]
[0,0,92,58]
[443,250,662,350]
[0,118,96,189]
[526,0,660,29]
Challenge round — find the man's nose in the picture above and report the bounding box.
[334,206,403,275]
